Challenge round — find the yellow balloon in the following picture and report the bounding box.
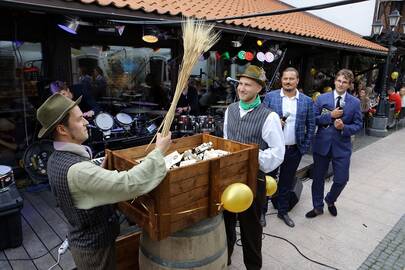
[310,68,317,77]
[221,183,253,213]
[312,91,321,102]
[265,176,277,196]
[391,71,399,80]
[323,86,332,93]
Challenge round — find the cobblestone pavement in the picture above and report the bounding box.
[358,215,405,270]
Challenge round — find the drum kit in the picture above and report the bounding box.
[90,110,161,141]
[172,114,216,134]
[90,110,217,140]
[0,165,15,192]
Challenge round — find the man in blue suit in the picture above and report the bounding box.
[263,67,315,227]
[306,69,362,218]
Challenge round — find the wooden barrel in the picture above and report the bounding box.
[139,214,227,269]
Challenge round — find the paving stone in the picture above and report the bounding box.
[358,215,405,270]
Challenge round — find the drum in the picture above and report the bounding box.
[94,113,114,131]
[176,115,196,133]
[0,165,14,192]
[198,115,215,133]
[23,140,54,184]
[115,112,133,130]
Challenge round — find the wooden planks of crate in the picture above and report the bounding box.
[106,133,259,241]
[116,229,140,270]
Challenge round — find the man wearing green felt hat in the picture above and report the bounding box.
[223,65,285,269]
[37,94,171,269]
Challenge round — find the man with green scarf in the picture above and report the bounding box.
[223,65,285,270]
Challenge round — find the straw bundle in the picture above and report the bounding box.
[161,19,220,136]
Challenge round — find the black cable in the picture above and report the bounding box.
[262,232,340,270]
[0,241,63,262]
[5,193,67,266]
[234,213,340,270]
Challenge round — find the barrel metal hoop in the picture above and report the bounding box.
[140,244,226,269]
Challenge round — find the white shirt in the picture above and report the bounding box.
[223,105,285,173]
[333,90,346,108]
[280,89,299,145]
[401,95,405,108]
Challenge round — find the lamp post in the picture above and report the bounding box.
[368,10,401,137]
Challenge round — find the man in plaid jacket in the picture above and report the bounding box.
[263,67,315,227]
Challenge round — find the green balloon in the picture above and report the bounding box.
[238,51,246,60]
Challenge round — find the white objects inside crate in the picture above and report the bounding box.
[164,142,230,170]
[164,151,184,170]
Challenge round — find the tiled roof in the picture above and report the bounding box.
[74,0,387,52]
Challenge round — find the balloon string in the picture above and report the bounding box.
[217,202,223,211]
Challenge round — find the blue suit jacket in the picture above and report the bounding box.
[312,92,363,157]
[263,90,315,154]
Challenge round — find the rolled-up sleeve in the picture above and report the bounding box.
[260,112,285,173]
[67,149,167,209]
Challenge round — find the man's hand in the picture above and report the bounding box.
[176,107,190,114]
[280,118,286,128]
[330,108,343,119]
[155,132,172,154]
[334,119,344,130]
[101,155,108,169]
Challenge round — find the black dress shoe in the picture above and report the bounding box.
[327,204,337,216]
[277,213,295,227]
[305,209,324,218]
[260,213,267,227]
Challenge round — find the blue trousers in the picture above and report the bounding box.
[311,152,350,210]
[277,146,302,214]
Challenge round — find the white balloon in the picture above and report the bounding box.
[256,52,265,62]
[265,52,275,63]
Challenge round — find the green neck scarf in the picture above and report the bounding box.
[240,95,261,110]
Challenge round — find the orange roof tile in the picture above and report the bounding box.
[74,0,387,52]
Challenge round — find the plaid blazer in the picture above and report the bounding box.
[263,89,315,154]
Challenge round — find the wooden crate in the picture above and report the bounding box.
[107,133,258,241]
[116,230,140,270]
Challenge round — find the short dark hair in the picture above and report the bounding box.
[282,67,299,79]
[335,69,354,84]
